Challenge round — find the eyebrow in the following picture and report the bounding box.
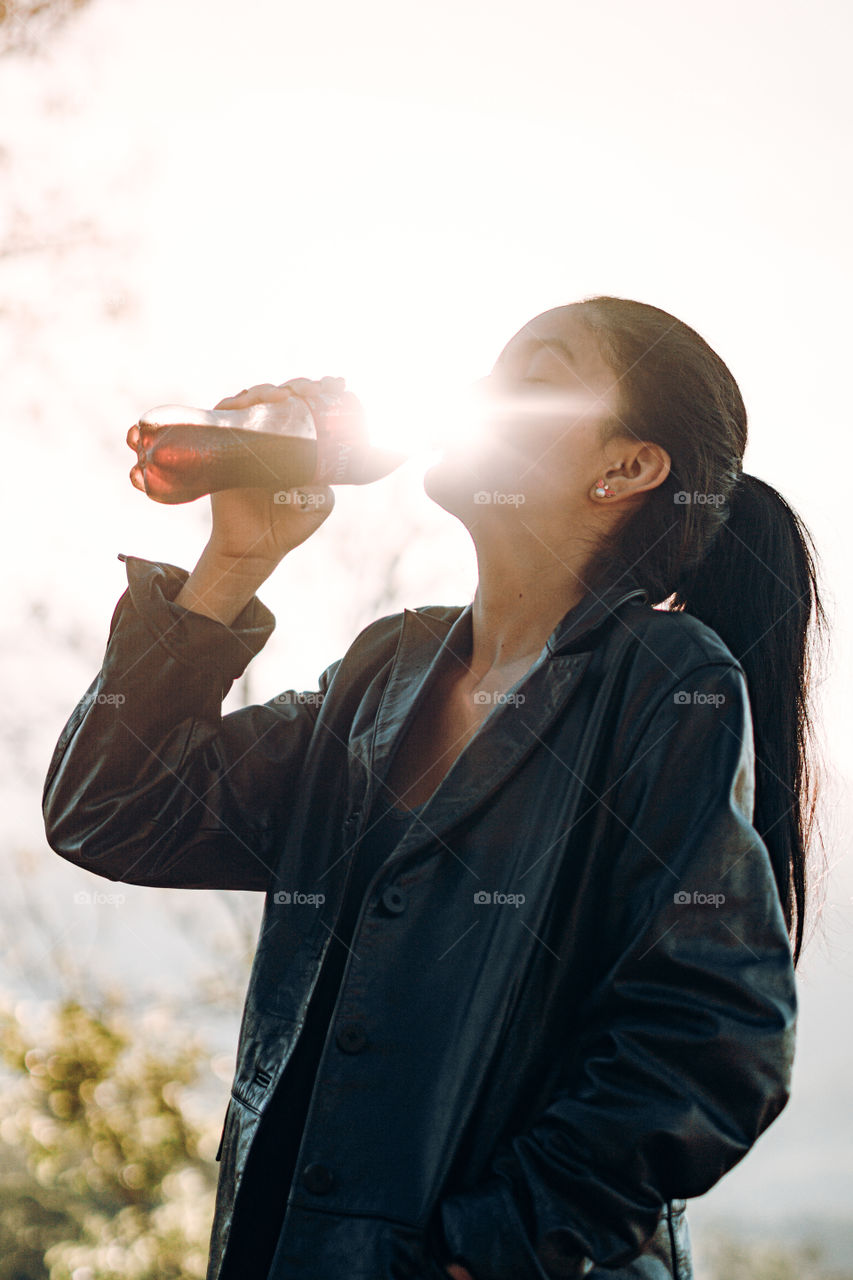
[517,335,577,367]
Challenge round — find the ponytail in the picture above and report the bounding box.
[670,473,829,966]
[574,295,830,967]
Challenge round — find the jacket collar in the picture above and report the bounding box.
[349,568,650,852]
[546,571,650,655]
[401,565,650,666]
[405,566,650,669]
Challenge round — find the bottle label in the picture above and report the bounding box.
[318,441,352,483]
[311,393,366,484]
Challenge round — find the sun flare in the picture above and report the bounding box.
[359,376,610,468]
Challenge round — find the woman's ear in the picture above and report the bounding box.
[620,441,671,496]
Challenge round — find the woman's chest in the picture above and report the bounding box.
[382,665,527,810]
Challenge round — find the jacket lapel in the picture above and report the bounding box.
[354,574,649,863]
[368,601,472,796]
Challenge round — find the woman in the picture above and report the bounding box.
[44,295,825,1279]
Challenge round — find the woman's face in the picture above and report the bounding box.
[424,303,624,518]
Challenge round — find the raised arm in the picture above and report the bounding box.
[43,552,341,891]
[44,379,343,891]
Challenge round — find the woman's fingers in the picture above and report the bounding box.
[243,383,294,402]
[212,376,346,413]
[279,375,346,398]
[215,383,293,410]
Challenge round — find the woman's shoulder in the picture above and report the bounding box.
[617,597,745,676]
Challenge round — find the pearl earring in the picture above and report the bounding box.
[593,479,615,498]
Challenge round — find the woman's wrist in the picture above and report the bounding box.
[174,542,283,627]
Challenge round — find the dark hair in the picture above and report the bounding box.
[575,295,829,968]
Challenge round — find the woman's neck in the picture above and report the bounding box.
[466,528,592,678]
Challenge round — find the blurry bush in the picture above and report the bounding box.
[699,1232,853,1280]
[1,986,851,1279]
[0,993,221,1280]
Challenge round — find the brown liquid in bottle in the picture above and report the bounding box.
[130,388,408,504]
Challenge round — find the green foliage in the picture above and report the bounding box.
[2,995,851,1280]
[0,994,221,1280]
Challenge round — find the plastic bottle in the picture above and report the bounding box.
[128,377,409,505]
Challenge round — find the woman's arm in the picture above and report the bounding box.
[432,661,797,1280]
[43,553,340,890]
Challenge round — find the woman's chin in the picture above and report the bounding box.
[422,449,507,515]
[423,454,472,510]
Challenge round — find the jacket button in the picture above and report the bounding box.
[336,1021,368,1053]
[380,885,407,914]
[302,1162,335,1194]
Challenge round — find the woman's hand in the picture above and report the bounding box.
[205,380,336,566]
[445,1266,474,1280]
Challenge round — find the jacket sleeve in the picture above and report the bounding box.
[435,660,798,1279]
[43,553,341,892]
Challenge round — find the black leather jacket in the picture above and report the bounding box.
[42,554,797,1280]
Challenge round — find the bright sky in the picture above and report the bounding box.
[2,0,853,1234]
[13,0,852,777]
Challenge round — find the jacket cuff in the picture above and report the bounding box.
[114,552,275,692]
[439,1177,594,1280]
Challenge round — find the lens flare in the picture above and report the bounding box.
[364,377,606,461]
[358,378,485,456]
